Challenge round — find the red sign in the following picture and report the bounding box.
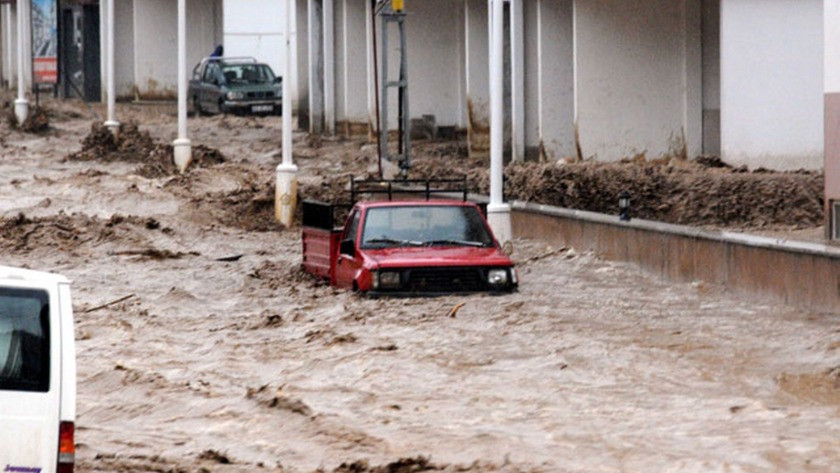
[34,57,57,84]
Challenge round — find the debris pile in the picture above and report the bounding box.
[411,157,824,228]
[67,121,225,177]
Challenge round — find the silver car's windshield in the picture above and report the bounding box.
[221,64,276,85]
[361,206,494,248]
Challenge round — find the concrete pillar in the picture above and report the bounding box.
[701,0,721,156]
[366,0,377,138]
[297,0,310,129]
[278,0,299,227]
[323,0,335,134]
[465,0,489,158]
[308,0,324,133]
[509,0,524,162]
[825,0,840,238]
[104,0,120,133]
[3,4,12,89]
[720,0,822,170]
[13,0,27,124]
[488,0,511,246]
[173,0,192,172]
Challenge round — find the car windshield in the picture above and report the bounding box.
[221,64,276,85]
[361,205,495,248]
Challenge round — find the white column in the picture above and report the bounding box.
[487,0,511,245]
[510,0,524,162]
[323,0,335,134]
[824,0,840,235]
[13,0,27,124]
[4,4,12,89]
[104,0,119,133]
[277,0,299,227]
[173,0,192,172]
[366,0,376,137]
[307,0,324,133]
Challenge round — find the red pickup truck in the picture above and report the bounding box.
[301,179,518,296]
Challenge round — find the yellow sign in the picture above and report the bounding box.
[392,0,404,12]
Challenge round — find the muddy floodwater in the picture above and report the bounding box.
[1,102,839,472]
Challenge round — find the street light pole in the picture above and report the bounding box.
[276,0,299,226]
[173,0,192,172]
[13,0,28,124]
[104,0,119,133]
[487,0,511,246]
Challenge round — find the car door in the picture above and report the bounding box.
[201,63,222,112]
[335,209,362,289]
[0,281,61,473]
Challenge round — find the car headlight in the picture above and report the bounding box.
[226,91,244,100]
[487,269,509,286]
[378,271,401,289]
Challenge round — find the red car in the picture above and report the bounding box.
[301,179,518,296]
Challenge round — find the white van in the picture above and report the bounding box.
[0,266,76,473]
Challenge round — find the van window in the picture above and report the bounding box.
[0,288,50,392]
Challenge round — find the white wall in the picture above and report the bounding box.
[721,0,823,170]
[575,0,702,161]
[223,0,290,83]
[133,0,219,98]
[538,0,574,159]
[116,0,135,98]
[405,0,463,127]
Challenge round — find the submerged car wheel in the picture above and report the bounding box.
[218,99,228,115]
[192,97,203,117]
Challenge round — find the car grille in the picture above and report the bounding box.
[405,267,486,293]
[247,91,275,99]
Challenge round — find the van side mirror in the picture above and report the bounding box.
[340,239,356,257]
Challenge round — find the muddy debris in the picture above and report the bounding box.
[410,158,824,228]
[247,385,313,416]
[332,457,439,473]
[0,212,161,253]
[5,106,51,133]
[197,449,233,464]
[67,121,225,177]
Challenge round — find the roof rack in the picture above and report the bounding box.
[206,56,258,64]
[350,176,469,203]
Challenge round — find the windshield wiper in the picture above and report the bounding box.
[365,238,424,247]
[425,239,486,247]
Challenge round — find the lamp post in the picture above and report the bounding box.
[13,0,28,124]
[173,0,192,172]
[276,0,299,226]
[619,191,631,222]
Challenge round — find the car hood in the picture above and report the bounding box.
[226,83,280,93]
[363,246,514,268]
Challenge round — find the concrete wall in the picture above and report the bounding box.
[223,0,288,79]
[132,0,220,99]
[337,0,368,133]
[575,0,702,161]
[116,0,136,99]
[720,0,823,170]
[701,0,720,155]
[537,0,574,160]
[404,0,463,127]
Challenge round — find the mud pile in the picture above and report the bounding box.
[0,212,163,254]
[5,106,50,133]
[411,158,824,228]
[67,122,225,178]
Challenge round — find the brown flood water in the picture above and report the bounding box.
[0,102,838,472]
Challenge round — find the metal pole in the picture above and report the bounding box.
[380,14,388,172]
[104,0,119,133]
[486,0,511,245]
[173,0,191,172]
[13,0,28,124]
[399,15,410,172]
[276,0,299,226]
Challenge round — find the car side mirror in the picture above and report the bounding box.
[274,77,282,84]
[340,239,356,257]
